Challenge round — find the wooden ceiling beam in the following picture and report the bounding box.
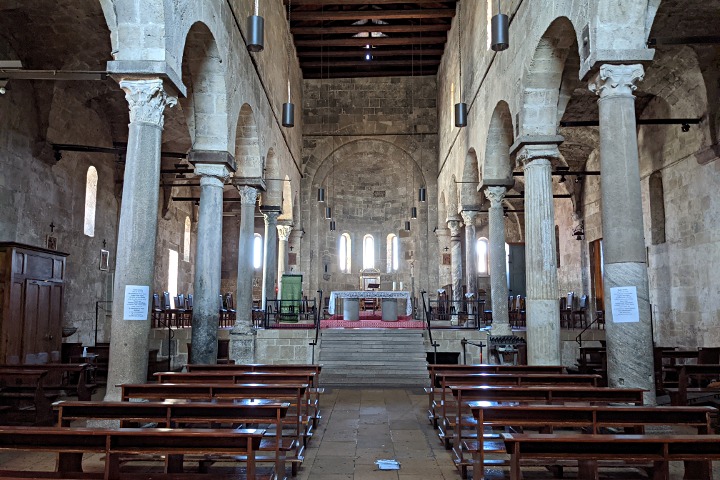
[301,58,440,67]
[290,8,455,21]
[304,69,437,78]
[295,36,447,47]
[291,24,450,35]
[285,0,454,4]
[296,48,445,57]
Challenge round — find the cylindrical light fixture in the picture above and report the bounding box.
[455,102,468,128]
[411,207,417,219]
[491,1,509,52]
[247,0,264,52]
[330,220,336,231]
[325,207,332,220]
[317,187,325,202]
[418,186,427,202]
[282,102,295,128]
[405,221,411,231]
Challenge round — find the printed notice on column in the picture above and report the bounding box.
[610,286,639,323]
[124,285,149,321]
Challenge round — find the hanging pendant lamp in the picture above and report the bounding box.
[330,220,336,231]
[454,1,468,128]
[455,102,468,128]
[282,1,295,127]
[325,207,332,220]
[419,186,427,202]
[491,0,509,52]
[411,207,418,219]
[405,221,411,232]
[317,187,325,202]
[247,0,265,52]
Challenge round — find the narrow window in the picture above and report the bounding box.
[386,234,399,272]
[339,233,351,272]
[168,249,179,308]
[83,166,98,237]
[253,233,263,270]
[363,234,375,270]
[183,216,191,262]
[477,237,489,274]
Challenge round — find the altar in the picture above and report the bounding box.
[328,291,412,321]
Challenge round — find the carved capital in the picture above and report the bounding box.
[262,210,280,225]
[277,224,293,241]
[237,186,258,205]
[589,64,645,99]
[484,186,507,207]
[447,219,463,237]
[460,211,478,226]
[516,144,560,169]
[120,78,177,128]
[195,163,231,188]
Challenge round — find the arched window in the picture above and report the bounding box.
[363,234,375,269]
[339,233,351,272]
[253,233,263,270]
[83,166,98,237]
[183,217,191,262]
[386,234,399,272]
[477,237,489,274]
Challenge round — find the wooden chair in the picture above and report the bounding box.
[225,293,237,324]
[573,294,589,329]
[514,295,526,327]
[219,294,230,327]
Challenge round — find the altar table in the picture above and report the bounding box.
[328,291,412,321]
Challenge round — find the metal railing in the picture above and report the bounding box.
[461,338,485,364]
[426,298,488,328]
[421,291,439,363]
[309,289,322,363]
[261,298,318,329]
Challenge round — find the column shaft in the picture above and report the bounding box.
[521,153,561,365]
[447,219,463,324]
[461,211,478,297]
[591,64,656,404]
[486,187,511,335]
[276,224,292,299]
[230,186,257,363]
[190,165,229,364]
[262,210,280,310]
[105,79,176,401]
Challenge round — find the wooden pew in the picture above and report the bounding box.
[425,364,567,427]
[667,363,720,406]
[0,368,54,425]
[120,382,309,474]
[502,433,720,480]
[461,403,717,479]
[54,399,291,477]
[0,426,265,480]
[186,364,323,388]
[0,363,96,400]
[440,385,646,450]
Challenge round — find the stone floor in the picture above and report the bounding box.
[0,387,717,479]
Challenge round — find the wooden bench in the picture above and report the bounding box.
[0,426,265,480]
[186,364,323,388]
[502,433,720,480]
[120,382,309,473]
[425,364,567,427]
[0,368,55,425]
[0,363,96,400]
[54,399,291,477]
[461,403,717,479]
[666,363,720,406]
[439,385,646,449]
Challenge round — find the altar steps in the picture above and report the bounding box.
[318,329,428,387]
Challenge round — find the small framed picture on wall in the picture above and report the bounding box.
[100,249,110,271]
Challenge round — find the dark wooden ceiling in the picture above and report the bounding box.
[284,0,458,78]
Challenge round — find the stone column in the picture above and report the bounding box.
[447,217,463,325]
[261,209,280,310]
[105,78,176,401]
[590,64,656,404]
[461,211,478,297]
[485,187,511,335]
[230,186,258,363]
[516,144,561,365]
[276,223,293,299]
[188,155,233,365]
[435,227,452,288]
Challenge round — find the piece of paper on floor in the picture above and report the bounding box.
[375,459,401,470]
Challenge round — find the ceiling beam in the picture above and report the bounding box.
[296,48,444,57]
[301,58,440,68]
[286,0,455,4]
[291,23,450,35]
[0,69,108,81]
[303,69,437,78]
[290,8,455,21]
[295,36,447,47]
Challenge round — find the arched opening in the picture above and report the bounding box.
[363,234,375,270]
[386,234,399,273]
[183,216,191,262]
[253,233,263,270]
[461,149,482,209]
[483,101,515,183]
[234,103,263,178]
[477,237,489,275]
[84,166,98,237]
[339,233,352,272]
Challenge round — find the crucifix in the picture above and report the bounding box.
[49,222,55,233]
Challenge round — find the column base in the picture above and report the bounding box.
[526,299,561,365]
[491,322,513,336]
[229,332,256,364]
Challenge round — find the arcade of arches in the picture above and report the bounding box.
[1,0,720,424]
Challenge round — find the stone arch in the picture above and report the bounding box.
[263,148,282,207]
[233,103,263,179]
[180,21,229,152]
[483,101,515,184]
[279,175,293,221]
[447,175,460,220]
[460,149,482,210]
[438,191,448,229]
[521,17,580,137]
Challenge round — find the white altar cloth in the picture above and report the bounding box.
[328,291,412,316]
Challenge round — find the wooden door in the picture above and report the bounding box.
[22,280,61,358]
[507,244,526,298]
[589,240,604,311]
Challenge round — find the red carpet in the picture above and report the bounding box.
[321,317,423,329]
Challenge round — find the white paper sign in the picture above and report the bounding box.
[124,285,150,321]
[610,286,640,323]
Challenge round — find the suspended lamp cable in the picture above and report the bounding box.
[282,0,295,127]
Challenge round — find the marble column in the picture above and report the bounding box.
[517,145,561,365]
[461,211,478,298]
[189,158,232,365]
[230,186,257,363]
[485,187,511,335]
[435,227,452,288]
[590,64,656,404]
[276,223,293,299]
[447,217,463,325]
[105,78,176,401]
[261,209,280,310]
